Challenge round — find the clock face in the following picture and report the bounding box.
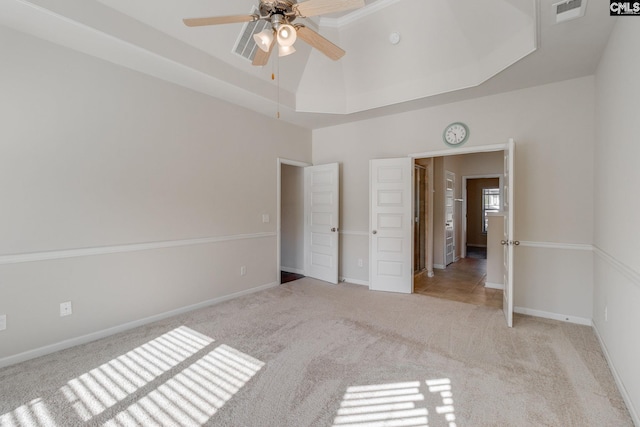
[443,122,469,146]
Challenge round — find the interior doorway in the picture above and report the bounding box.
[277,159,310,284]
[462,176,502,260]
[411,149,506,309]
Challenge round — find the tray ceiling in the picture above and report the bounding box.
[0,0,615,128]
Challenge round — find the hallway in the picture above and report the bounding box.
[414,257,503,309]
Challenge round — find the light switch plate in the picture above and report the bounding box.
[0,314,6,331]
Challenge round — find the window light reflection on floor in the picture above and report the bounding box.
[60,326,213,421]
[333,381,429,427]
[103,344,264,426]
[426,379,456,427]
[333,378,457,427]
[0,398,56,427]
[0,326,265,427]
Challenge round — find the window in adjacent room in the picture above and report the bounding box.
[482,188,500,233]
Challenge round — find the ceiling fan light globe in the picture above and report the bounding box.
[278,45,296,57]
[277,24,297,47]
[253,29,274,52]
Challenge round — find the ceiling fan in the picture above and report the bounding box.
[183,0,365,66]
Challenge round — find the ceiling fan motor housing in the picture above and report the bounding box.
[259,0,298,20]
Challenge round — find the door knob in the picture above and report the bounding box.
[331,227,337,232]
[501,240,508,246]
[372,230,377,235]
[514,240,520,246]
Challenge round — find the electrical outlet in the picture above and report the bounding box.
[0,314,6,331]
[357,258,363,268]
[262,214,270,223]
[60,301,72,317]
[605,306,608,322]
[240,266,247,276]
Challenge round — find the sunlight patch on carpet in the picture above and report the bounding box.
[0,327,265,426]
[0,398,56,427]
[333,381,428,427]
[103,344,264,426]
[60,326,213,421]
[426,379,456,427]
[333,379,458,427]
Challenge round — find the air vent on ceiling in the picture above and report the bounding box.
[233,7,270,62]
[553,0,587,23]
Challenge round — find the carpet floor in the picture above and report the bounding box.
[0,279,633,426]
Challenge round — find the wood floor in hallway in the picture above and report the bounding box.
[414,257,503,309]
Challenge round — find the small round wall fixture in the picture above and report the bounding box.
[443,122,469,147]
[389,32,401,45]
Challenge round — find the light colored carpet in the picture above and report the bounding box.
[0,278,633,426]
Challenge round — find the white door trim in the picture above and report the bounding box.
[461,174,503,259]
[277,158,312,284]
[409,143,508,159]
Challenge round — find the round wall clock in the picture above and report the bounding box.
[443,122,469,147]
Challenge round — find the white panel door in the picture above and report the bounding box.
[304,163,339,284]
[502,139,516,327]
[445,171,455,266]
[370,158,413,294]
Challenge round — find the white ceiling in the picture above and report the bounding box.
[0,0,615,129]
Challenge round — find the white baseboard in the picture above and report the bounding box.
[514,306,592,326]
[485,282,504,290]
[593,322,640,427]
[0,281,279,369]
[281,266,305,275]
[434,264,446,270]
[340,277,369,287]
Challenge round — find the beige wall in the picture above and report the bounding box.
[313,75,595,320]
[593,19,640,424]
[467,178,500,247]
[0,27,312,363]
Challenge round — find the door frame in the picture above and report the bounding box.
[277,158,312,284]
[461,174,503,259]
[409,142,509,266]
[409,141,515,326]
[414,164,427,274]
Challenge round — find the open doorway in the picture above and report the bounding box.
[277,159,341,285]
[277,159,309,284]
[412,151,505,309]
[463,176,502,260]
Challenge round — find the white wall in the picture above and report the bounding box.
[0,26,311,364]
[280,164,305,274]
[313,76,595,321]
[593,19,640,425]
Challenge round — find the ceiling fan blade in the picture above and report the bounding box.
[252,38,276,66]
[295,0,365,17]
[295,25,345,61]
[183,14,258,27]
